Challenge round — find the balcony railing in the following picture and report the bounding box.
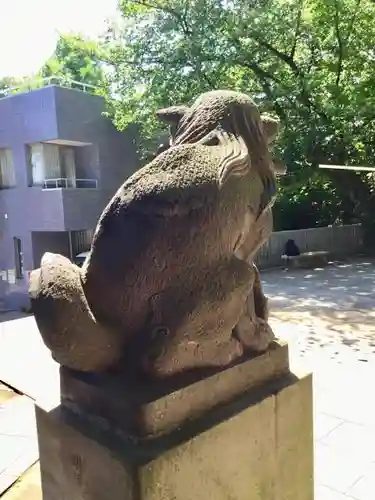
[43,178,98,189]
[0,76,99,98]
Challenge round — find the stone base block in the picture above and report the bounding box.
[35,369,313,500]
[59,341,291,438]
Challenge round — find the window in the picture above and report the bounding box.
[27,143,47,186]
[0,148,16,188]
[27,143,78,188]
[13,237,23,279]
[60,147,77,187]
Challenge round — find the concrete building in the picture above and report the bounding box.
[0,84,140,310]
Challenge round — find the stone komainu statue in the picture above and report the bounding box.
[29,90,280,379]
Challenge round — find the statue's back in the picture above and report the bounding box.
[82,143,257,343]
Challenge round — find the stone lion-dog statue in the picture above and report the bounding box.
[29,89,281,380]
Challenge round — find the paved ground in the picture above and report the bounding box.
[0,395,38,496]
[265,259,375,364]
[263,259,375,499]
[1,258,375,498]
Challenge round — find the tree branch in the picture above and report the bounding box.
[231,36,288,88]
[190,61,215,88]
[183,0,190,24]
[248,34,331,123]
[130,0,192,35]
[232,31,323,119]
[346,0,362,45]
[200,71,215,88]
[258,77,287,121]
[333,0,361,87]
[244,31,321,114]
[356,113,375,131]
[251,34,301,75]
[333,0,344,87]
[235,59,286,89]
[305,38,319,74]
[234,58,299,117]
[290,0,303,60]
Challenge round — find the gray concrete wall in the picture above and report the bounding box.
[31,232,70,268]
[61,188,113,231]
[0,86,58,148]
[54,87,107,146]
[97,123,140,193]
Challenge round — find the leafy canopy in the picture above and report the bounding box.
[40,34,108,89]
[103,0,375,231]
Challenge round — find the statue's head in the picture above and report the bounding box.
[156,90,283,211]
[156,90,280,152]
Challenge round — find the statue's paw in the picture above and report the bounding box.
[244,319,275,353]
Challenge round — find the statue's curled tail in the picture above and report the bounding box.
[29,253,122,372]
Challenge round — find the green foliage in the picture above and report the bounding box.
[1,35,108,98]
[0,77,18,97]
[40,34,108,89]
[3,2,375,232]
[0,76,41,97]
[102,0,375,232]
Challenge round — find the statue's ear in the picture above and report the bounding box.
[261,114,280,144]
[156,105,189,126]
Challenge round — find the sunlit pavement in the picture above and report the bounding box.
[264,259,375,499]
[1,259,375,498]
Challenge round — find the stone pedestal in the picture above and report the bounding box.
[35,342,314,500]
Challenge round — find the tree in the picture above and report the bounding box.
[103,0,375,234]
[0,77,18,97]
[40,34,108,89]
[0,76,42,98]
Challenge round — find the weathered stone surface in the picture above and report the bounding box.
[30,89,281,378]
[274,374,314,500]
[28,88,311,500]
[60,341,290,437]
[36,368,313,500]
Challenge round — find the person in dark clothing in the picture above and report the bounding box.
[284,239,300,257]
[282,239,300,269]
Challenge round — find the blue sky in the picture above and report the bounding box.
[0,0,118,78]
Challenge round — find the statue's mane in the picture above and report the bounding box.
[171,91,276,210]
[173,91,269,160]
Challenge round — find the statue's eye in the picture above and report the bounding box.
[204,135,220,146]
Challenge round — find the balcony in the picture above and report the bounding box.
[0,76,99,99]
[0,184,111,233]
[60,187,111,231]
[37,186,110,231]
[43,177,98,189]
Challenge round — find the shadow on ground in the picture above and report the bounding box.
[1,259,374,360]
[262,259,375,355]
